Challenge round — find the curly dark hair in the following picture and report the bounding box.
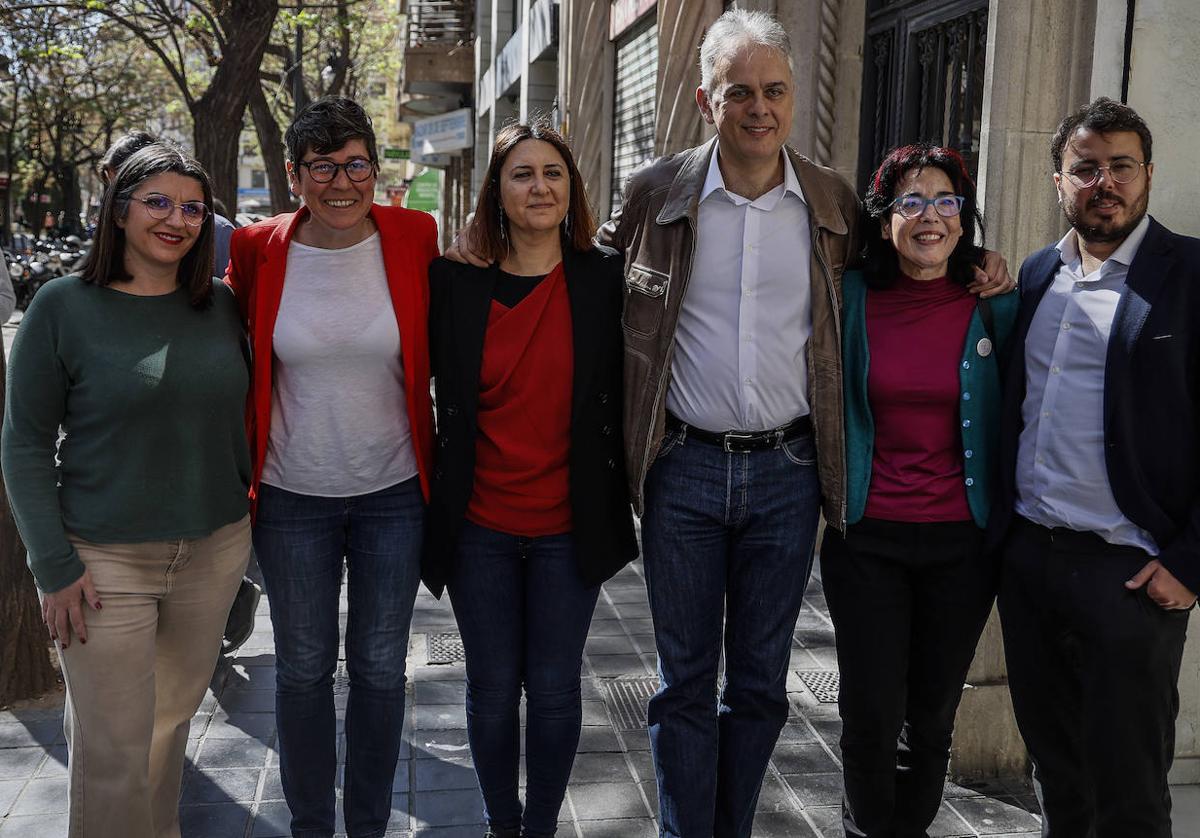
[1051,97,1152,174]
[862,143,984,288]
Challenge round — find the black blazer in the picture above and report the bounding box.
[423,246,639,597]
[989,217,1200,594]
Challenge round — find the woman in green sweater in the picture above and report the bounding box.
[2,144,252,838]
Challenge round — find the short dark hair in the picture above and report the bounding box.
[80,144,216,309]
[471,121,597,262]
[863,143,985,288]
[1051,97,1153,173]
[98,131,158,183]
[285,96,378,165]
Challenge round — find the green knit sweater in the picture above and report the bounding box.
[2,276,251,593]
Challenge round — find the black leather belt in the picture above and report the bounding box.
[666,413,812,453]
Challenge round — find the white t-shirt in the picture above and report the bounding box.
[260,233,418,496]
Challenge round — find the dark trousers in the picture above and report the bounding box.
[254,479,424,838]
[640,426,822,838]
[820,518,996,838]
[447,520,600,838]
[998,516,1189,838]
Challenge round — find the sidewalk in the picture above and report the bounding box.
[1,557,1060,838]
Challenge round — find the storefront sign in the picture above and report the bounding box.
[412,108,473,156]
[405,169,441,213]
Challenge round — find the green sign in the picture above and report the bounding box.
[383,147,410,160]
[405,169,440,212]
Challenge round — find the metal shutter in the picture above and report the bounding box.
[610,20,657,214]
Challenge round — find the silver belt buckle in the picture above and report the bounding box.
[723,431,758,453]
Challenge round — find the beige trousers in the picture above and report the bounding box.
[57,515,251,838]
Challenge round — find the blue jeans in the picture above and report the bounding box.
[253,478,423,838]
[641,425,821,838]
[447,521,601,837]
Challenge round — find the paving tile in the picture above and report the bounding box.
[567,781,648,820]
[411,730,472,759]
[0,749,47,781]
[204,712,276,741]
[624,750,655,783]
[194,737,269,769]
[0,812,69,836]
[580,701,610,726]
[585,619,627,637]
[181,767,262,804]
[413,788,485,827]
[781,771,843,808]
[260,768,285,801]
[33,745,67,778]
[414,681,466,704]
[603,586,649,604]
[577,816,657,837]
[217,689,277,714]
[949,796,1042,834]
[569,752,636,784]
[0,782,25,818]
[414,757,477,792]
[576,725,621,754]
[585,636,637,655]
[771,742,840,775]
[749,810,820,837]
[755,774,799,814]
[0,721,62,749]
[413,705,467,731]
[250,800,292,837]
[802,805,845,837]
[413,826,486,837]
[775,721,819,746]
[179,802,252,837]
[7,776,66,816]
[927,800,975,837]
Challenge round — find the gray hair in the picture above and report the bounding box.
[699,9,794,94]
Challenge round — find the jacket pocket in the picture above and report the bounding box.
[623,264,669,338]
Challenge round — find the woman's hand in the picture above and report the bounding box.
[42,569,101,649]
[968,250,1017,298]
[444,224,490,267]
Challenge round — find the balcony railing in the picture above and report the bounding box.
[406,0,474,48]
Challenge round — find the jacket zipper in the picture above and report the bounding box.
[636,216,698,514]
[812,227,848,529]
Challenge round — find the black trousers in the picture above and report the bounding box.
[821,518,997,838]
[998,516,1189,838]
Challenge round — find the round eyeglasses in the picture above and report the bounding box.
[297,158,378,183]
[1060,158,1146,189]
[134,194,209,227]
[891,195,965,218]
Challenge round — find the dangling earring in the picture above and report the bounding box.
[498,205,507,241]
[562,210,571,236]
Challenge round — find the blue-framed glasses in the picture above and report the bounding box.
[892,194,965,218]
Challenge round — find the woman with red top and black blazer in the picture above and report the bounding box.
[226,98,438,838]
[425,122,638,838]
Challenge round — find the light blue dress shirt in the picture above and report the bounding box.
[1014,215,1157,553]
[666,147,813,432]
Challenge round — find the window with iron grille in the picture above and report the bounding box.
[857,0,988,192]
[610,18,658,215]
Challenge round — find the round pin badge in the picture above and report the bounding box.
[977,337,993,357]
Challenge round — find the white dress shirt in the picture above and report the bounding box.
[1014,215,1157,553]
[666,147,813,432]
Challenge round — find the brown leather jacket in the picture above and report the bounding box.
[596,138,861,528]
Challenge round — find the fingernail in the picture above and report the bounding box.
[96,603,102,610]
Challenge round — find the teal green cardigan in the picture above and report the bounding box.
[842,270,1018,528]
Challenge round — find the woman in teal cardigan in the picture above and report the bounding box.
[821,143,1017,838]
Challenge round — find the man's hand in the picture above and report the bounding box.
[444,224,490,268]
[1125,560,1198,610]
[42,569,101,649]
[968,250,1016,298]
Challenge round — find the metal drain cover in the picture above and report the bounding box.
[797,670,839,703]
[426,632,466,664]
[600,676,659,729]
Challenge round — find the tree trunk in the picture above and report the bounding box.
[57,164,81,237]
[248,82,297,216]
[0,343,58,706]
[190,0,280,210]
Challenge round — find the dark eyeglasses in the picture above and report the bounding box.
[297,157,378,183]
[1060,158,1146,188]
[891,195,965,218]
[134,194,209,227]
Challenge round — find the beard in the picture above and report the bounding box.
[1060,186,1149,244]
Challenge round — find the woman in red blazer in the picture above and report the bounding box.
[226,97,438,838]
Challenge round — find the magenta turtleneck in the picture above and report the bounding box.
[863,273,975,523]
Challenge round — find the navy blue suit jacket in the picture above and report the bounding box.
[989,217,1200,595]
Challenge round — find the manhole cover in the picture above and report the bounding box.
[797,670,839,703]
[426,632,466,664]
[600,676,659,729]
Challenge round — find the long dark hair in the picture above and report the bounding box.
[863,143,984,288]
[80,143,215,309]
[471,120,597,263]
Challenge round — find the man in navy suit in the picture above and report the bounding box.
[992,97,1199,837]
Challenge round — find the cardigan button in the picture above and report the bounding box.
[598,392,609,404]
[607,458,617,469]
[962,392,971,401]
[962,360,970,369]
[964,449,974,459]
[446,405,458,416]
[601,425,613,436]
[962,419,971,428]
[440,438,448,448]
[965,477,975,487]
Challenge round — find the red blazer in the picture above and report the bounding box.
[226,204,439,507]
